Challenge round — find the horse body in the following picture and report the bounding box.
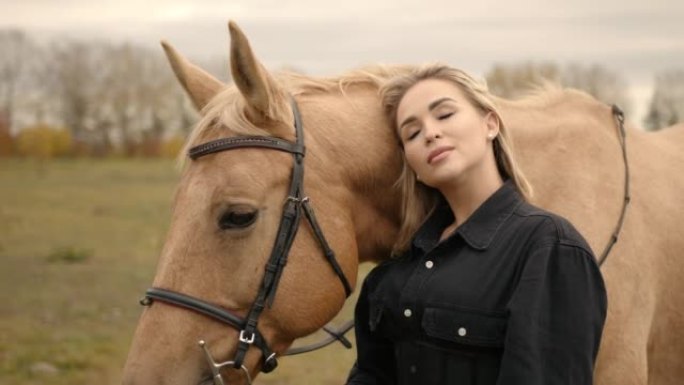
[122,22,684,385]
[500,96,684,384]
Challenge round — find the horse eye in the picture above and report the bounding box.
[218,208,258,230]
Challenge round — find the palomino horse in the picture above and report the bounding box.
[122,21,684,385]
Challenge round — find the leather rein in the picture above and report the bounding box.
[597,105,630,267]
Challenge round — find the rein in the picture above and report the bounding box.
[597,105,630,267]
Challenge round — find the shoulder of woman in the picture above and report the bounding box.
[514,202,594,257]
[363,258,399,286]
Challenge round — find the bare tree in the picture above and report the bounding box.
[0,29,36,133]
[97,42,185,154]
[48,40,99,146]
[644,69,684,131]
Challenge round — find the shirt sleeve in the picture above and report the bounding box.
[346,274,397,385]
[496,242,608,385]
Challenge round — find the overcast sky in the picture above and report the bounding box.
[2,0,683,124]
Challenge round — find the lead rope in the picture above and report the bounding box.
[597,105,631,267]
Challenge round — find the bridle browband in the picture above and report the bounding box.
[141,97,353,382]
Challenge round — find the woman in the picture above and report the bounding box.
[346,64,607,385]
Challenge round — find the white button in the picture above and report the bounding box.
[403,308,413,317]
[425,260,434,269]
[458,327,467,337]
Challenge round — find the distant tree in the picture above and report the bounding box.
[43,40,181,156]
[15,123,72,159]
[486,62,632,116]
[177,95,198,137]
[48,41,99,147]
[0,109,13,156]
[4,33,203,157]
[97,42,188,155]
[0,30,36,133]
[644,69,684,131]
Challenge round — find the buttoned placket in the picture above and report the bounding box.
[400,236,462,317]
[397,239,456,380]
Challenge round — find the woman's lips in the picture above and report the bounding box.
[427,146,454,164]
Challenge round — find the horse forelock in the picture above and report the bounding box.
[176,87,270,167]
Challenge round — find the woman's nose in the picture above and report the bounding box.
[423,121,442,142]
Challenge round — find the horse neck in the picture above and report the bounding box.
[300,85,403,263]
[496,90,629,253]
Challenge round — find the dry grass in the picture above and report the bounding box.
[0,158,370,385]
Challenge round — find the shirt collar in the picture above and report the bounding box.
[412,180,524,253]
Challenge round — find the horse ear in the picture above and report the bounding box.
[161,41,224,112]
[228,20,285,121]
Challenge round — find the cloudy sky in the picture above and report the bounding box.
[2,0,683,124]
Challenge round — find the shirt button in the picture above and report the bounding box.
[425,260,434,269]
[458,327,467,337]
[403,308,413,318]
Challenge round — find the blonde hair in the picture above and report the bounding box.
[380,63,533,255]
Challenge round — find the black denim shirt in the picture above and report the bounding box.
[346,181,607,385]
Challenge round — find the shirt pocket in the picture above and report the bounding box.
[421,306,507,348]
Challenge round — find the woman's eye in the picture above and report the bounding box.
[407,130,420,140]
[438,112,454,120]
[218,209,258,230]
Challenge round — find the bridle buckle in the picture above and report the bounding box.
[239,330,255,344]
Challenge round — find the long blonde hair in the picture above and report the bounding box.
[380,63,533,255]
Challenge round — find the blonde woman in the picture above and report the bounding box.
[346,65,607,385]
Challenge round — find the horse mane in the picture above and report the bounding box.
[278,66,599,121]
[278,65,414,96]
[178,65,598,167]
[499,80,598,109]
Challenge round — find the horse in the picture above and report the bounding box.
[122,21,684,385]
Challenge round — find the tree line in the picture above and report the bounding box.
[0,29,682,159]
[0,29,197,158]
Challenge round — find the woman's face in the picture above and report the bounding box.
[396,78,498,190]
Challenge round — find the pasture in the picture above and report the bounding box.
[0,159,363,384]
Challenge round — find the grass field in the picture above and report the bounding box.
[0,159,368,385]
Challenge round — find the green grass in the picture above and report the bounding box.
[0,158,370,385]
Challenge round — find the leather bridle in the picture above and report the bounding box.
[140,97,353,383]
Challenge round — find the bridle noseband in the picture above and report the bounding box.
[141,97,353,382]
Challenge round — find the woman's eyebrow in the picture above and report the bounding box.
[428,97,456,111]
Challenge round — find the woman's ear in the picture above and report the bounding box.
[485,111,500,140]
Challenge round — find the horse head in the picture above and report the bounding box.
[122,21,403,385]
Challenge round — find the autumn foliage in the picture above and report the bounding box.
[15,124,73,159]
